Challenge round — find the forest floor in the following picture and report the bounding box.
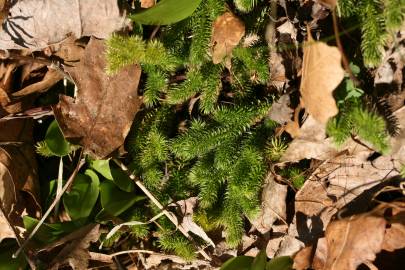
[0,0,404,270]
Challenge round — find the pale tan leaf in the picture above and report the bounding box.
[317,0,337,9]
[293,246,313,270]
[281,116,339,162]
[251,173,287,234]
[284,121,301,138]
[268,94,293,125]
[300,32,344,124]
[211,12,245,66]
[323,215,385,270]
[169,197,215,247]
[141,0,155,8]
[381,203,405,252]
[0,0,127,50]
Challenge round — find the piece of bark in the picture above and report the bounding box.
[53,37,142,159]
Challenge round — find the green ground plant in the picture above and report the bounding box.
[27,0,401,263]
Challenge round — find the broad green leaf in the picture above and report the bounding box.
[89,159,113,180]
[63,170,100,220]
[45,120,71,156]
[220,256,254,270]
[90,159,134,192]
[95,209,114,223]
[110,167,134,192]
[100,181,145,216]
[266,256,293,270]
[251,250,267,270]
[0,240,27,270]
[23,216,79,243]
[130,0,202,25]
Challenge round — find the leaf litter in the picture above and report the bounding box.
[0,1,404,269]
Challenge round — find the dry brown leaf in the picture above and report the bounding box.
[381,203,405,252]
[169,197,215,247]
[268,94,293,125]
[211,12,245,66]
[141,0,155,8]
[53,37,142,159]
[0,209,15,242]
[284,121,301,138]
[12,69,63,97]
[276,107,405,258]
[295,202,405,270]
[0,0,127,50]
[0,87,9,107]
[277,20,297,42]
[48,224,100,270]
[281,116,339,161]
[251,173,287,234]
[0,118,40,242]
[300,31,344,124]
[323,214,386,270]
[293,246,313,270]
[266,224,288,258]
[317,0,337,9]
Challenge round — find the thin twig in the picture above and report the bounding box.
[112,159,211,261]
[332,9,360,86]
[13,151,85,258]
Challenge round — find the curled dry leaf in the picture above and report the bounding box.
[0,118,40,242]
[0,0,127,50]
[211,12,245,67]
[300,31,344,124]
[169,197,215,247]
[48,224,100,270]
[294,202,405,270]
[12,69,63,97]
[53,37,142,159]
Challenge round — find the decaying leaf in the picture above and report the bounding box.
[211,12,245,66]
[317,0,337,9]
[268,94,293,125]
[0,118,40,242]
[300,31,344,124]
[323,214,386,270]
[0,0,127,50]
[12,69,63,97]
[251,173,287,234]
[276,106,405,257]
[169,197,215,247]
[48,224,100,270]
[281,115,339,161]
[53,37,142,159]
[294,202,405,270]
[141,0,156,8]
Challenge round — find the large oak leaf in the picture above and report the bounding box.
[53,38,142,159]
